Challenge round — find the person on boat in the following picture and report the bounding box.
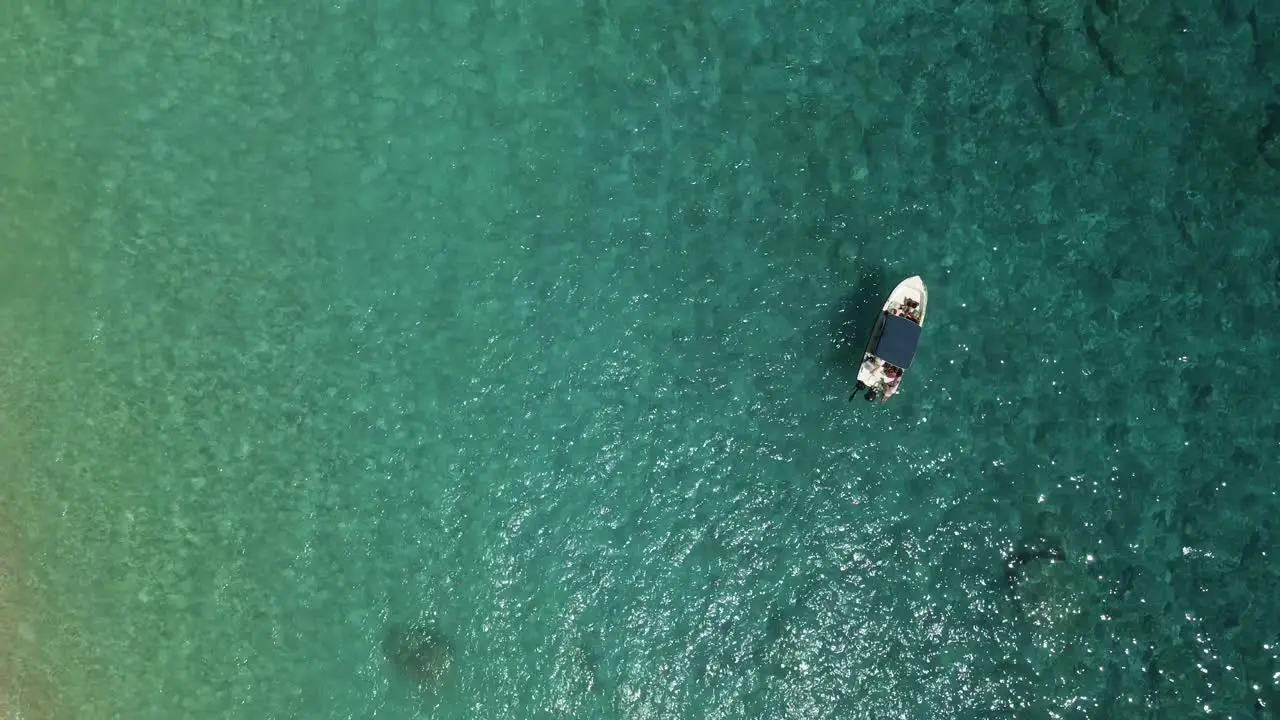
[890,305,918,322]
[881,375,901,401]
[877,366,902,401]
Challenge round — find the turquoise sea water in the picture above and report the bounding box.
[1,1,1278,718]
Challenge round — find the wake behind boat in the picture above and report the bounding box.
[851,276,927,403]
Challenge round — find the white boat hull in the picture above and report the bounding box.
[856,275,927,392]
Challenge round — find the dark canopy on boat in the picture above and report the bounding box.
[872,312,922,369]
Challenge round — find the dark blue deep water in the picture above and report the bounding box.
[1,1,1277,718]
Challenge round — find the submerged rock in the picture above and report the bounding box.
[382,619,453,692]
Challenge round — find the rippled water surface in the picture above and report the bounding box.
[1,1,1278,717]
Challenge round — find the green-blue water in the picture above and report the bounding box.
[2,1,1277,718]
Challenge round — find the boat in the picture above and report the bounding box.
[851,276,927,402]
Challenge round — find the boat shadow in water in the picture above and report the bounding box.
[826,263,887,383]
